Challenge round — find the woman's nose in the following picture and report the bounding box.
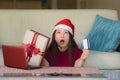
[61,33,64,38]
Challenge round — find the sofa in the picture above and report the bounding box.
[0,9,120,80]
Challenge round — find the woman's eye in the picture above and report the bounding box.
[56,31,60,34]
[65,31,68,34]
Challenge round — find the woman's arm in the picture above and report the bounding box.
[74,49,89,67]
[41,58,50,66]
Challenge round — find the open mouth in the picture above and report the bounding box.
[60,40,65,44]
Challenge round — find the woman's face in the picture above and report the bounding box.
[55,28,70,50]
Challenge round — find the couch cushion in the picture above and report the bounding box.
[82,15,120,52]
[84,50,120,69]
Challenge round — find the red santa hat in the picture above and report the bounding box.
[52,18,74,37]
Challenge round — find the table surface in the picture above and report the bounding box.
[0,66,107,80]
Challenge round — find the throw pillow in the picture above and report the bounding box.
[79,15,120,52]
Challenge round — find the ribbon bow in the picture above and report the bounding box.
[22,43,42,62]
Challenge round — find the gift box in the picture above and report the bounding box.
[22,29,50,67]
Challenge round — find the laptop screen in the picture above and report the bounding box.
[2,45,28,69]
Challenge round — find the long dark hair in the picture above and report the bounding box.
[47,31,78,65]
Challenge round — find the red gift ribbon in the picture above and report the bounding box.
[22,32,43,62]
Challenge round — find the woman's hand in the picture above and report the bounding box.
[81,49,89,60]
[74,49,89,67]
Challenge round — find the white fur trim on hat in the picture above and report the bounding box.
[52,24,73,35]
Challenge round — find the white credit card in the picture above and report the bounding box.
[83,39,90,49]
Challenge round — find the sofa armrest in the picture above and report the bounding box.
[84,50,120,69]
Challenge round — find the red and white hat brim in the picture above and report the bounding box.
[52,24,73,35]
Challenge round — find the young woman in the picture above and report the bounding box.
[43,18,89,67]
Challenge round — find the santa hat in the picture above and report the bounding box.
[52,18,74,37]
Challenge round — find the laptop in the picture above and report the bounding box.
[2,45,41,69]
